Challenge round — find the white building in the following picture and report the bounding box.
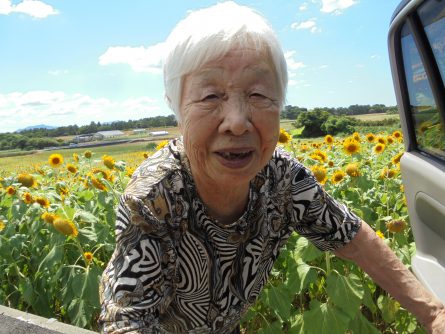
[149,130,169,136]
[94,130,125,139]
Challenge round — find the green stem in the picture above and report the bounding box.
[325,252,331,277]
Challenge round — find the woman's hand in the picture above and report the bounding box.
[427,309,445,334]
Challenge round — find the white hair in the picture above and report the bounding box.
[163,1,288,120]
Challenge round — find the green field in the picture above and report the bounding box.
[0,141,163,174]
[348,113,400,121]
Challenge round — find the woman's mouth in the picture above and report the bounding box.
[215,150,254,168]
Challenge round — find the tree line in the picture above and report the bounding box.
[280,104,398,120]
[0,105,398,151]
[0,115,177,151]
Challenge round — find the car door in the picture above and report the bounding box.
[389,0,445,303]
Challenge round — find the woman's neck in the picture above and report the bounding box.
[194,177,250,225]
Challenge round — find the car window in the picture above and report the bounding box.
[400,2,445,160]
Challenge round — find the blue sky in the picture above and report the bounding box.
[0,0,402,133]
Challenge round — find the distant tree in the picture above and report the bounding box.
[294,109,330,137]
[321,116,358,135]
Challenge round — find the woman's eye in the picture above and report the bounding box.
[202,94,219,101]
[249,93,267,99]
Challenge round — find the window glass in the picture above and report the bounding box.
[400,16,445,159]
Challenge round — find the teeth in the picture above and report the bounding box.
[219,151,250,159]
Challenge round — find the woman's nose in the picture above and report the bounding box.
[218,97,253,136]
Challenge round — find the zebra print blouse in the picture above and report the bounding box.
[99,138,361,333]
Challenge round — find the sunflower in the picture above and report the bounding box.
[376,136,387,145]
[376,230,385,239]
[126,166,135,177]
[0,221,5,232]
[6,186,16,196]
[343,137,361,155]
[66,164,78,174]
[53,218,78,237]
[311,165,327,184]
[22,192,34,204]
[102,155,115,170]
[386,219,407,233]
[93,168,114,182]
[17,173,36,188]
[324,135,334,145]
[387,136,395,144]
[41,212,58,224]
[331,170,345,184]
[35,166,45,175]
[328,160,334,167]
[380,167,397,179]
[392,130,402,139]
[392,152,404,165]
[84,252,93,263]
[352,132,361,142]
[278,128,291,144]
[374,143,385,154]
[300,144,310,153]
[418,121,432,134]
[310,149,328,163]
[73,153,79,162]
[84,150,92,159]
[48,153,64,167]
[156,140,169,151]
[143,152,149,159]
[345,163,360,177]
[35,196,50,208]
[91,177,107,191]
[366,133,376,143]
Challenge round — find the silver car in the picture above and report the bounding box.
[388,0,445,303]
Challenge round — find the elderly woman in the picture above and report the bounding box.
[99,2,445,333]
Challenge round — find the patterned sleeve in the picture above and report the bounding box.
[98,194,177,333]
[287,159,362,251]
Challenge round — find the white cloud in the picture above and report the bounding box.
[285,51,306,71]
[0,0,58,18]
[99,43,166,74]
[319,64,328,69]
[0,91,163,133]
[355,64,365,68]
[299,3,308,11]
[370,54,380,60]
[290,19,321,33]
[284,51,306,87]
[320,0,358,14]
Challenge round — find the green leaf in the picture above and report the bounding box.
[258,321,282,334]
[37,244,63,273]
[377,294,400,323]
[286,258,302,295]
[289,313,304,334]
[294,237,323,262]
[263,284,292,321]
[74,210,99,224]
[303,300,350,334]
[326,272,364,318]
[77,190,94,202]
[67,298,89,328]
[348,312,380,334]
[296,260,317,291]
[78,227,98,243]
[19,278,34,305]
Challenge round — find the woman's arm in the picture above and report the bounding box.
[333,221,445,333]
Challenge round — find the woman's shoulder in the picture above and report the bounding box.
[268,146,314,181]
[124,138,184,199]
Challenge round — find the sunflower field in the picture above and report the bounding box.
[0,132,422,333]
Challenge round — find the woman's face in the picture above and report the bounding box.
[179,48,280,188]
